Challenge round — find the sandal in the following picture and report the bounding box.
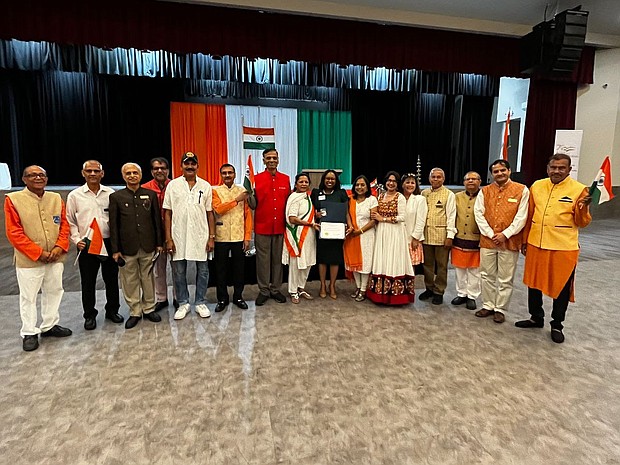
[350,289,360,299]
[290,293,300,304]
[298,289,314,300]
[355,292,366,302]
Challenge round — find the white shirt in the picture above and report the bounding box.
[404,194,427,241]
[474,184,530,239]
[162,176,213,261]
[66,183,114,244]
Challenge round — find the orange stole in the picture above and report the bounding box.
[343,198,363,274]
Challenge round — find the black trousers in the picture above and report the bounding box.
[78,238,120,319]
[527,269,575,330]
[214,241,245,303]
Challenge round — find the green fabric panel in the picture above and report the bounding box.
[297,110,352,184]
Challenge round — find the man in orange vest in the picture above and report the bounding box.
[516,153,592,343]
[474,159,529,324]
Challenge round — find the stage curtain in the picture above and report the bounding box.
[170,102,227,184]
[297,110,352,184]
[521,79,578,185]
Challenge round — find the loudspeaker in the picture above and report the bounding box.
[543,9,588,73]
[520,8,588,76]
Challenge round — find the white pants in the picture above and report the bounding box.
[454,267,481,299]
[353,272,370,291]
[16,263,64,337]
[480,247,519,314]
[288,258,311,295]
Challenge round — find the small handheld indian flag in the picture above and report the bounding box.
[502,109,511,161]
[243,126,275,151]
[589,156,614,205]
[84,218,107,256]
[244,155,255,194]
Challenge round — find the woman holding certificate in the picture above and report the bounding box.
[311,169,349,299]
[283,173,319,304]
[343,175,378,302]
[367,171,416,305]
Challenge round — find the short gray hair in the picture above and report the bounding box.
[121,162,142,174]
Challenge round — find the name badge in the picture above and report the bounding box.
[140,195,149,199]
[507,198,518,203]
[318,195,326,201]
[53,215,61,225]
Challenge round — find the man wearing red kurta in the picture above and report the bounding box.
[516,154,592,343]
[4,165,73,351]
[248,148,290,306]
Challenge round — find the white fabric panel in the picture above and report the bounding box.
[225,105,298,185]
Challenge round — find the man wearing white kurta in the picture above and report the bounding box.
[163,152,216,320]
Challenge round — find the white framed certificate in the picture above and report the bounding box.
[319,222,346,240]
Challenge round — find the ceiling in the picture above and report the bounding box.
[171,0,620,47]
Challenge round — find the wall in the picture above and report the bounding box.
[575,48,620,186]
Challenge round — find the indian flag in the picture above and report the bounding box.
[243,154,255,193]
[589,156,614,205]
[84,218,107,256]
[243,126,275,150]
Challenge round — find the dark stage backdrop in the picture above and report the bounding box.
[0,69,181,185]
[350,91,494,185]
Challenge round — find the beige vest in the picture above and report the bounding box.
[422,186,450,245]
[455,191,480,241]
[214,184,246,242]
[7,189,66,267]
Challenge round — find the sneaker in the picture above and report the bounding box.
[350,289,360,299]
[195,304,211,318]
[174,303,190,320]
[355,292,366,302]
[23,335,39,352]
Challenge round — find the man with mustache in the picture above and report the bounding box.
[163,152,216,320]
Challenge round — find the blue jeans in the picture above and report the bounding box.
[172,260,209,305]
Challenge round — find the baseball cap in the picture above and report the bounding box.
[181,152,198,163]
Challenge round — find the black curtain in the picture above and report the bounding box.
[0,69,182,185]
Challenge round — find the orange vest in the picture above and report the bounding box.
[479,181,525,251]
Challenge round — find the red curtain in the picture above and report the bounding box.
[170,103,227,184]
[521,79,578,185]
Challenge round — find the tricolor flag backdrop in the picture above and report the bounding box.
[170,103,352,186]
[590,156,614,205]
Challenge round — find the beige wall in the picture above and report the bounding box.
[575,48,620,186]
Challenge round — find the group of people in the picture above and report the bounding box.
[4,149,591,352]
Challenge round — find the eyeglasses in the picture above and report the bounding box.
[25,173,47,179]
[152,167,168,171]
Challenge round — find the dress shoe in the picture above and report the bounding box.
[174,303,190,320]
[144,311,161,322]
[105,313,124,324]
[431,294,443,305]
[451,296,467,306]
[515,319,544,328]
[475,308,494,318]
[84,318,97,331]
[215,301,228,312]
[40,325,72,337]
[419,289,434,301]
[255,293,269,306]
[465,298,477,310]
[271,291,287,303]
[233,299,249,309]
[154,300,169,312]
[125,316,141,329]
[551,329,565,343]
[23,335,39,352]
[493,312,505,324]
[173,299,179,309]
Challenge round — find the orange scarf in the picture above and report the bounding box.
[343,197,364,275]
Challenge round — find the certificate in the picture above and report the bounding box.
[319,222,346,240]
